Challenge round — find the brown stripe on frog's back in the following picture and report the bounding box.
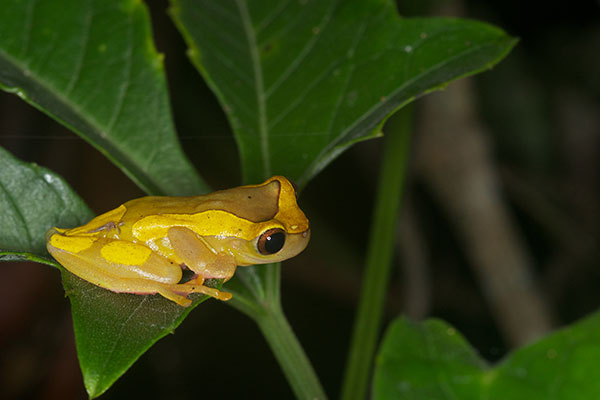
[118,180,280,225]
[191,179,281,223]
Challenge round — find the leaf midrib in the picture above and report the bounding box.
[236,0,270,179]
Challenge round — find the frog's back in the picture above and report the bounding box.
[121,183,281,225]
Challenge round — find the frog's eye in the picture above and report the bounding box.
[257,228,286,255]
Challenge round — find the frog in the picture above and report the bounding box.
[46,176,310,307]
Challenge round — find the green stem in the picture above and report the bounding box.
[256,303,327,400]
[340,106,413,400]
[228,263,327,400]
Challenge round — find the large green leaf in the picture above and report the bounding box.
[0,146,218,398]
[63,273,216,398]
[373,313,600,399]
[0,0,207,196]
[171,0,517,187]
[0,145,93,262]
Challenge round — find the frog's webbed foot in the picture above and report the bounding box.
[177,276,232,301]
[187,284,232,301]
[156,288,193,307]
[157,279,232,307]
[179,277,233,301]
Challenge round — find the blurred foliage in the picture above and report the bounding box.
[374,313,600,399]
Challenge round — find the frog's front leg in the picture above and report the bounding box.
[167,226,236,301]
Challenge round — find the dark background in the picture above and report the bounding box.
[0,0,598,398]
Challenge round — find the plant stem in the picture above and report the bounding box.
[340,106,413,400]
[256,303,328,400]
[228,263,327,399]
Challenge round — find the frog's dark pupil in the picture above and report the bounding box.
[265,232,285,254]
[258,228,286,255]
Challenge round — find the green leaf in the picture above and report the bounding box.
[0,146,217,397]
[0,145,93,260]
[170,0,517,187]
[0,0,208,196]
[63,272,216,398]
[373,313,600,399]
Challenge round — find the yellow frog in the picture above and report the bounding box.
[46,176,310,307]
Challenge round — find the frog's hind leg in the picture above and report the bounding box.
[48,237,191,304]
[48,235,231,306]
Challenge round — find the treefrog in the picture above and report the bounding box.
[46,176,310,307]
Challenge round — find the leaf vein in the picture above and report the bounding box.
[96,296,149,385]
[267,58,341,130]
[21,0,37,58]
[324,22,366,140]
[235,0,270,178]
[0,176,33,249]
[105,10,133,135]
[198,38,254,87]
[255,0,293,35]
[202,0,240,24]
[195,8,247,54]
[64,0,93,96]
[264,0,337,99]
